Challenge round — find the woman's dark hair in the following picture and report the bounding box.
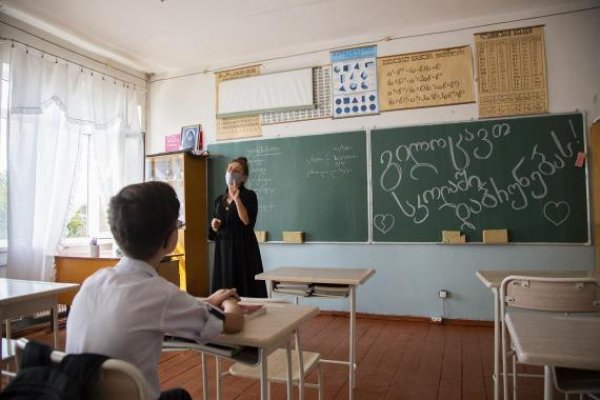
[108,181,180,260]
[229,157,249,176]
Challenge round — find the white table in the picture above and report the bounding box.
[0,278,79,370]
[256,267,375,400]
[506,312,600,400]
[476,270,597,400]
[164,302,319,400]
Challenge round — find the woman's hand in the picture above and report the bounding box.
[228,182,240,201]
[211,218,222,232]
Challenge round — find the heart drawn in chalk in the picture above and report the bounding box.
[543,201,571,226]
[373,214,395,234]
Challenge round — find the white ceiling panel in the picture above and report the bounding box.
[0,0,590,75]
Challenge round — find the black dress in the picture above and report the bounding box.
[209,186,267,298]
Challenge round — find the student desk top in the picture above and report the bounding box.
[164,302,319,400]
[506,312,600,400]
[0,278,79,381]
[476,269,598,400]
[256,267,375,400]
[256,266,375,286]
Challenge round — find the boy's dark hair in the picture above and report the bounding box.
[108,181,180,260]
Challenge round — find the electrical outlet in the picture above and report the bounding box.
[431,316,443,324]
[439,290,448,298]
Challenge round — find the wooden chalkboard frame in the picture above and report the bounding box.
[370,112,590,244]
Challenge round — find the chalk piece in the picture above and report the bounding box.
[255,231,267,243]
[483,229,508,244]
[442,230,462,244]
[282,231,304,243]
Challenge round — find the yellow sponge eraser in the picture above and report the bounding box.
[282,231,304,243]
[442,230,462,243]
[483,229,508,244]
[255,231,267,243]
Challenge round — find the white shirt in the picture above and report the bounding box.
[66,257,223,399]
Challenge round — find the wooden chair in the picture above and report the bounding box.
[15,338,150,400]
[499,276,600,400]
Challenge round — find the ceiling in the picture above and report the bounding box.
[0,0,588,76]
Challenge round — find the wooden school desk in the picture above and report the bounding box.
[164,302,319,400]
[476,269,598,400]
[506,312,600,400]
[256,267,375,400]
[0,278,79,373]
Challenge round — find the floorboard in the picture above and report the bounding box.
[2,314,564,399]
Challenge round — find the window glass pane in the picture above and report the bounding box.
[65,136,89,238]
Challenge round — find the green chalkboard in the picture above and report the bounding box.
[371,113,588,243]
[207,131,368,242]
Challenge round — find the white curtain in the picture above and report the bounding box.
[2,44,144,281]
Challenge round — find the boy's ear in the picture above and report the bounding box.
[165,228,179,252]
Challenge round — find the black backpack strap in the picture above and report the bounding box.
[19,341,53,369]
[58,353,110,388]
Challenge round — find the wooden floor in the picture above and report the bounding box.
[7,314,557,399]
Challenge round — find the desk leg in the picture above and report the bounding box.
[52,303,59,349]
[216,356,222,400]
[260,348,269,400]
[201,353,208,400]
[285,342,293,400]
[295,331,306,400]
[544,366,554,400]
[492,287,500,400]
[349,286,356,400]
[1,314,3,385]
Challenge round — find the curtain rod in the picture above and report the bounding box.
[0,16,147,81]
[0,37,147,91]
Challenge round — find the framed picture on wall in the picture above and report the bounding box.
[180,124,202,151]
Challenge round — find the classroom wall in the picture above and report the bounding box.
[148,5,600,320]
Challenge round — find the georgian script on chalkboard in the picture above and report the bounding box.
[371,113,588,243]
[246,143,282,215]
[378,46,475,111]
[306,144,358,179]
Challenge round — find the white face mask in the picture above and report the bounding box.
[225,171,243,186]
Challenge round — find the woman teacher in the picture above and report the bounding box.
[209,157,267,298]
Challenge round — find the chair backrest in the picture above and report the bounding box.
[15,339,150,400]
[498,275,600,399]
[500,275,600,313]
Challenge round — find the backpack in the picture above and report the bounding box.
[0,341,109,400]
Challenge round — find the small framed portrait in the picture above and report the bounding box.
[180,124,202,151]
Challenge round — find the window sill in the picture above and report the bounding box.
[57,242,118,259]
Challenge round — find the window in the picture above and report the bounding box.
[64,134,110,241]
[64,106,143,243]
[0,55,143,246]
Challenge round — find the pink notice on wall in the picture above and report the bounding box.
[164,134,181,151]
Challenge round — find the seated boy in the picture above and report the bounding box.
[66,181,244,400]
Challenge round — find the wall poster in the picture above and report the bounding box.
[475,25,548,118]
[331,45,378,118]
[215,65,262,140]
[261,66,332,124]
[378,46,475,111]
